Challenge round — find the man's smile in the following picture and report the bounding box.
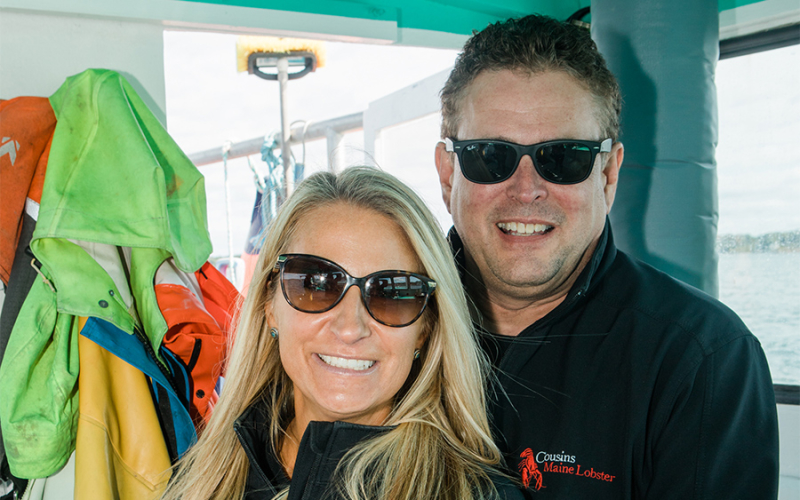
[497,221,554,236]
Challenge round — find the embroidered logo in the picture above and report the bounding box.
[1,137,20,166]
[518,448,544,491]
[518,447,616,492]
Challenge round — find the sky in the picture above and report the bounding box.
[162,32,800,257]
[715,44,800,237]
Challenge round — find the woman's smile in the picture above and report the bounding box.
[316,353,376,371]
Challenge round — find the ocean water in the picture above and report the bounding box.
[718,252,800,385]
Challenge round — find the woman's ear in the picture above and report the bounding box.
[414,325,429,351]
[265,300,277,330]
[415,308,437,351]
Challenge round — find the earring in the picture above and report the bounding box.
[413,349,420,360]
[270,327,279,339]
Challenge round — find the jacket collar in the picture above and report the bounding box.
[233,398,392,499]
[233,399,287,497]
[448,218,617,331]
[288,421,391,500]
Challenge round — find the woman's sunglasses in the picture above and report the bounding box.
[445,137,613,185]
[273,254,437,328]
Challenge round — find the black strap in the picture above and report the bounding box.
[147,378,179,462]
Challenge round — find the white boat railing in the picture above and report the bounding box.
[187,111,364,171]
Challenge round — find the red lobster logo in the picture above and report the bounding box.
[519,448,544,491]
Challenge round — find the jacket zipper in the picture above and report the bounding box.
[133,324,179,395]
[114,246,177,393]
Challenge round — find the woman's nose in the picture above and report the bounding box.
[330,287,371,343]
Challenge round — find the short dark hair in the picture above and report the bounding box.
[440,14,621,141]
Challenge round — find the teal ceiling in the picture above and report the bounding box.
[179,0,588,35]
[179,0,766,36]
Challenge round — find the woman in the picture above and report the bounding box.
[162,167,522,500]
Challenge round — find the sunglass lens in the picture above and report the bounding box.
[461,142,518,183]
[282,256,346,312]
[536,143,593,184]
[365,273,428,327]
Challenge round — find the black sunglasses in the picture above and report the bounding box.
[273,254,437,328]
[445,137,612,185]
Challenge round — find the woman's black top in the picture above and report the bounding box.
[233,400,525,500]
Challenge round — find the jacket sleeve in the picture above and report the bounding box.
[0,276,80,478]
[645,335,779,499]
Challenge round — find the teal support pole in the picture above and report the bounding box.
[592,0,720,296]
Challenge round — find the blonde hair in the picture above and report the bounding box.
[162,167,503,500]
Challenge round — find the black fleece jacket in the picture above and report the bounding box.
[233,400,525,500]
[450,221,779,499]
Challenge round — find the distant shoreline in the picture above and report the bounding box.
[717,230,800,254]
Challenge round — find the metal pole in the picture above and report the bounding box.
[325,127,345,173]
[222,141,237,286]
[277,57,293,198]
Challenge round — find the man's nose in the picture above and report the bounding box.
[330,287,371,344]
[505,154,549,203]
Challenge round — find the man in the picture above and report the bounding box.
[434,14,779,498]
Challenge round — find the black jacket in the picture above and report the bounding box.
[233,399,526,500]
[450,222,779,499]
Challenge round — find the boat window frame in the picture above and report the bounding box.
[719,23,799,59]
[775,385,800,405]
[717,23,800,403]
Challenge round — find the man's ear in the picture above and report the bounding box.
[435,141,455,214]
[602,141,624,213]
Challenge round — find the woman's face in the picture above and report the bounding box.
[271,202,427,426]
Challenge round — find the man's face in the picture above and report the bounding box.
[435,69,623,304]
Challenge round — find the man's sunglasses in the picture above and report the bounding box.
[445,137,613,185]
[273,254,437,328]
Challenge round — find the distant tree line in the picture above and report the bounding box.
[717,230,800,253]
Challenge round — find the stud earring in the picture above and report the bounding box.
[413,349,420,360]
[270,327,279,339]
